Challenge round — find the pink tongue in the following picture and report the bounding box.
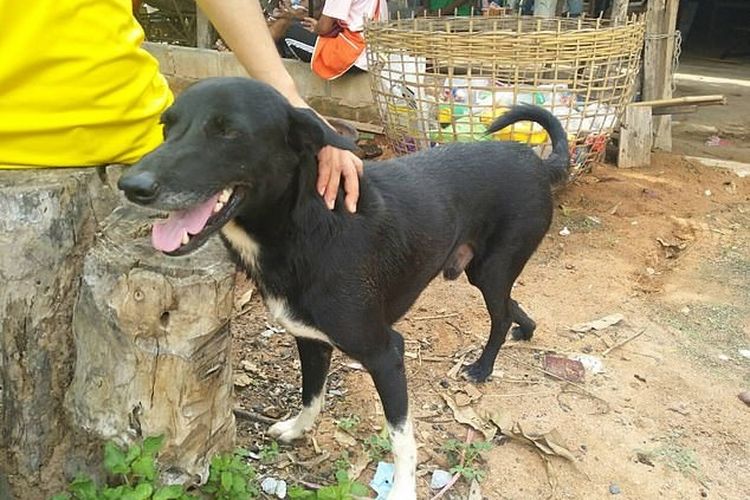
[152,194,220,252]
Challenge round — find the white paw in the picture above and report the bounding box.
[386,485,416,500]
[268,417,307,443]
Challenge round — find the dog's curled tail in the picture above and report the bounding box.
[486,105,570,185]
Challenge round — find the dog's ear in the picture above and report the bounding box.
[288,108,357,153]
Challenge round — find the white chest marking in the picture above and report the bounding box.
[265,296,332,345]
[221,221,260,272]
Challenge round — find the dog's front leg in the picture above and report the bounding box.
[362,328,417,500]
[268,338,332,442]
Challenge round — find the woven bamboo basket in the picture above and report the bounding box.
[365,15,646,179]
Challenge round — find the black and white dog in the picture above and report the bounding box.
[118,77,569,498]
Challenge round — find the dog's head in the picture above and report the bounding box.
[118,77,355,256]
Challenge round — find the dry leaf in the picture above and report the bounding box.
[235,286,254,309]
[333,430,358,448]
[447,355,466,379]
[348,453,372,481]
[570,313,624,333]
[442,394,496,440]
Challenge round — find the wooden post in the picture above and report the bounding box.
[611,0,629,24]
[618,105,652,168]
[643,0,680,151]
[196,7,213,49]
[0,169,237,498]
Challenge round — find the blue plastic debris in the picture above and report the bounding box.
[369,462,395,500]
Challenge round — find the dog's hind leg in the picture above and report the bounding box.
[509,299,536,341]
[358,328,416,500]
[268,338,332,442]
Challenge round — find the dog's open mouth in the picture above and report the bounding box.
[152,187,242,256]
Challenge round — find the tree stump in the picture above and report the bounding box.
[0,168,117,498]
[65,206,237,485]
[0,169,237,498]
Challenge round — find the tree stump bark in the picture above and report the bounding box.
[65,206,236,485]
[0,168,117,498]
[0,168,237,498]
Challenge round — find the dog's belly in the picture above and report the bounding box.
[265,296,333,345]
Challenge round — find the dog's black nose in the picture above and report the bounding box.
[118,171,160,204]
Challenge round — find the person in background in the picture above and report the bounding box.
[425,0,478,16]
[0,0,362,212]
[280,0,388,74]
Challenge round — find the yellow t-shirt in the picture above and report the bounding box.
[0,0,173,168]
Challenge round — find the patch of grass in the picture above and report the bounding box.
[441,439,492,482]
[335,416,360,433]
[639,431,703,480]
[364,429,392,462]
[258,441,280,464]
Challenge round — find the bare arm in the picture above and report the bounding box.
[197,0,306,106]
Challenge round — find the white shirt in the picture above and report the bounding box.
[322,0,388,69]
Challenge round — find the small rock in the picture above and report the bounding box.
[233,373,252,388]
[704,189,712,197]
[439,379,450,389]
[261,477,279,495]
[738,391,750,406]
[680,306,691,315]
[645,267,656,275]
[700,490,708,498]
[430,469,453,490]
[559,226,571,236]
[738,349,750,359]
[718,354,730,361]
[609,483,622,495]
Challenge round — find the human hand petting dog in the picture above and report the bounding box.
[317,145,363,213]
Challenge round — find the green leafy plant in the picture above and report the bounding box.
[258,441,280,464]
[201,448,259,499]
[335,416,360,433]
[287,469,368,500]
[53,437,259,500]
[363,429,392,462]
[53,435,193,500]
[441,439,492,482]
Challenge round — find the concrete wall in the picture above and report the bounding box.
[143,42,379,123]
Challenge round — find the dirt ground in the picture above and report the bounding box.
[228,153,750,500]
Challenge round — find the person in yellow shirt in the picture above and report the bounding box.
[0,0,362,212]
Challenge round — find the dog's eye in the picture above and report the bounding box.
[211,116,240,139]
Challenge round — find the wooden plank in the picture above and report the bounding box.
[196,7,213,49]
[611,0,629,24]
[618,105,652,168]
[643,0,680,152]
[631,95,726,108]
[651,104,698,116]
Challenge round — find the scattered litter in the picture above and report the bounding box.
[718,354,730,361]
[261,323,286,337]
[543,355,586,382]
[468,479,482,500]
[609,483,622,495]
[447,355,467,379]
[738,391,750,406]
[636,452,654,467]
[442,394,496,440]
[738,349,750,359]
[602,328,646,357]
[705,135,731,147]
[430,469,453,490]
[645,267,656,275]
[571,354,604,374]
[370,462,395,500]
[261,477,287,498]
[233,373,252,388]
[570,313,624,333]
[344,361,364,370]
[704,189,712,197]
[559,226,571,236]
[328,389,345,397]
[586,215,602,225]
[668,402,690,416]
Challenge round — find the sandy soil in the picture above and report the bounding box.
[229,153,750,500]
